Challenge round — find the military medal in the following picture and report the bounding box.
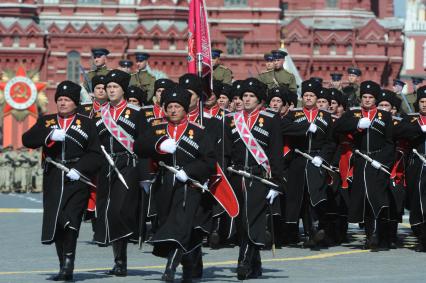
[259,117,264,127]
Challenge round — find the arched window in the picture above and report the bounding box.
[67,51,80,83]
[326,0,338,8]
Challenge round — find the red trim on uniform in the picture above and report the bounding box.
[109,99,127,121]
[167,117,189,141]
[204,104,220,117]
[58,114,76,131]
[188,107,200,123]
[303,107,319,123]
[243,108,260,130]
[153,103,164,119]
[419,114,426,126]
[361,106,377,121]
[93,100,107,112]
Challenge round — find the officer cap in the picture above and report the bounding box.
[119,60,133,68]
[211,49,223,59]
[135,52,150,62]
[91,48,110,57]
[271,50,287,59]
[264,53,274,62]
[348,67,362,76]
[330,73,343,82]
[412,77,424,86]
[393,79,405,88]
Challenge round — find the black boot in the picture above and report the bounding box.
[237,243,255,280]
[388,221,398,249]
[415,223,426,252]
[53,228,77,281]
[248,247,262,279]
[209,218,221,249]
[107,239,127,276]
[364,218,378,250]
[50,238,64,281]
[378,219,390,250]
[162,248,183,282]
[191,246,203,279]
[181,251,193,283]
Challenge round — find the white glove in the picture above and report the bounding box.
[159,138,177,154]
[266,189,279,204]
[371,160,382,170]
[421,125,426,133]
[308,123,317,133]
[311,156,323,167]
[357,117,371,129]
[51,129,66,141]
[139,181,151,194]
[175,169,189,183]
[66,168,80,181]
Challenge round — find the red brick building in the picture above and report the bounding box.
[0,0,403,114]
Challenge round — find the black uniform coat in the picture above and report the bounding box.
[134,121,216,257]
[334,107,394,222]
[93,103,150,244]
[22,113,102,244]
[281,108,336,223]
[395,114,426,226]
[224,110,284,246]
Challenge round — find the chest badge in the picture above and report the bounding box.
[76,119,81,128]
[378,112,382,120]
[259,117,264,127]
[125,109,131,119]
[45,119,56,128]
[188,129,194,139]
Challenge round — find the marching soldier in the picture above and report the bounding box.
[317,88,331,111]
[396,85,426,251]
[93,69,150,277]
[126,86,147,107]
[130,52,156,103]
[377,90,407,249]
[267,86,291,117]
[334,81,394,250]
[22,80,102,281]
[217,83,233,111]
[143,78,176,123]
[79,75,108,119]
[257,50,297,94]
[282,79,336,249]
[134,87,216,282]
[118,59,133,74]
[212,49,233,84]
[83,48,110,93]
[342,67,362,108]
[224,78,284,280]
[230,80,245,112]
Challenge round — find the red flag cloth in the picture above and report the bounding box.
[187,0,212,89]
[209,164,239,218]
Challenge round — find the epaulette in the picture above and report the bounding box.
[127,104,141,111]
[80,101,92,106]
[189,121,205,129]
[350,107,361,111]
[319,109,333,114]
[151,118,165,127]
[260,110,275,118]
[142,105,154,110]
[290,107,303,111]
[218,64,230,70]
[202,112,212,119]
[392,116,402,121]
[262,69,274,74]
[406,112,420,116]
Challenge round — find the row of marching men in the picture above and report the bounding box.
[22,68,426,282]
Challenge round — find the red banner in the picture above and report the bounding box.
[187,0,212,88]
